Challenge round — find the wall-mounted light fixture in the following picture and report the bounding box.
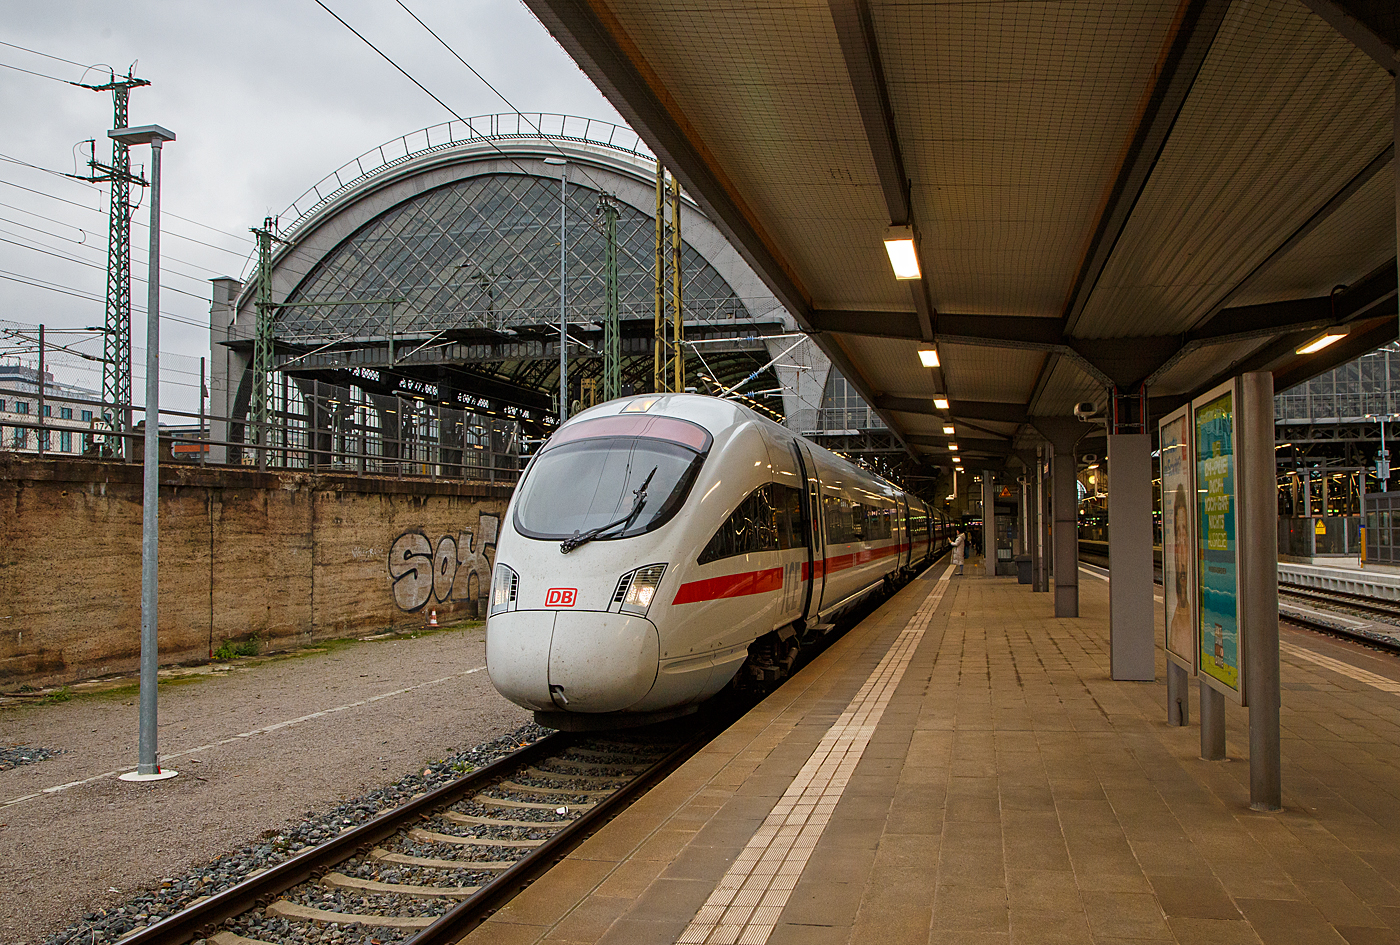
[918,348,939,367]
[883,225,921,279]
[943,425,955,434]
[934,397,949,410]
[1296,326,1349,355]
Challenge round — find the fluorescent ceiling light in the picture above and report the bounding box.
[934,398,949,410]
[1296,327,1348,354]
[883,225,921,279]
[943,425,955,434]
[918,348,939,368]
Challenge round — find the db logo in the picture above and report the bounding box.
[545,588,577,608]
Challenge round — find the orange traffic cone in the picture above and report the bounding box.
[427,609,439,628]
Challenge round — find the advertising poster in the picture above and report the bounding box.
[1159,408,1196,672]
[1194,384,1244,703]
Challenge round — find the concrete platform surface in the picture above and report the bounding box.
[464,561,1400,945]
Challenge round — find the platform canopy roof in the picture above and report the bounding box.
[525,0,1399,467]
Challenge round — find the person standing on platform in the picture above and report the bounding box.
[951,531,966,575]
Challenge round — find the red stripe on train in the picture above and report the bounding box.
[672,567,784,605]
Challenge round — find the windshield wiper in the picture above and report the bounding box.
[560,466,658,554]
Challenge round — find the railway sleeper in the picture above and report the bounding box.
[494,779,615,798]
[541,757,649,773]
[521,765,632,784]
[370,848,516,870]
[321,871,481,898]
[473,793,597,811]
[409,827,546,847]
[442,810,570,829]
[264,899,436,929]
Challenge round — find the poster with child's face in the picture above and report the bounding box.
[1159,409,1195,672]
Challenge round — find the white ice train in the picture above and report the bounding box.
[486,393,952,729]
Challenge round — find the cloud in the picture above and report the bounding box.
[0,0,625,408]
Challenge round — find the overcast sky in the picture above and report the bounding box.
[0,0,624,410]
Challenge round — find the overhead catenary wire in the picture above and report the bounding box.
[0,39,99,71]
[0,215,234,284]
[0,269,215,332]
[0,60,76,85]
[0,234,221,303]
[0,160,253,249]
[390,0,610,195]
[311,0,597,193]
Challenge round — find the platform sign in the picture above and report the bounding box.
[1159,406,1196,673]
[1193,380,1245,705]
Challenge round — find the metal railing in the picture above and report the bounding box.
[0,384,522,485]
[270,113,655,255]
[1278,515,1360,558]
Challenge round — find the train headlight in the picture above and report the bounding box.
[490,564,519,616]
[616,563,667,616]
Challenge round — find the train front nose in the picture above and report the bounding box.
[487,611,660,713]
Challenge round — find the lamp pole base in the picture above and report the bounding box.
[119,769,178,782]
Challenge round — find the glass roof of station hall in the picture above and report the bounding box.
[268,115,759,346]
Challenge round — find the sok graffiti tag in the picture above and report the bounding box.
[387,515,499,612]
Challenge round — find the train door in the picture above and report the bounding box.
[794,442,825,623]
[900,494,911,572]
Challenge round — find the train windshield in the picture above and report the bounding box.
[513,436,706,541]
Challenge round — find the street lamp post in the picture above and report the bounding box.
[544,158,568,423]
[110,124,177,783]
[1365,413,1393,492]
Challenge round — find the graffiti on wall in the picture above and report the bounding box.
[388,514,499,612]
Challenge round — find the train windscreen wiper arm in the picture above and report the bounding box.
[560,466,658,553]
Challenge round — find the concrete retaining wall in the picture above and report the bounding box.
[0,456,511,688]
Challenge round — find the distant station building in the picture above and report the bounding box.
[1276,342,1400,560]
[0,363,100,456]
[206,115,901,484]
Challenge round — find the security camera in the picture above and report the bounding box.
[1074,401,1098,420]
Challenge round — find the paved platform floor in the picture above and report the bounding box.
[465,560,1400,945]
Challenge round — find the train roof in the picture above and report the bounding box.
[562,393,909,499]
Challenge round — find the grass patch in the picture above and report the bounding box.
[212,637,260,661]
[38,687,71,704]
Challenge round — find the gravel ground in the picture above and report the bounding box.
[0,623,534,945]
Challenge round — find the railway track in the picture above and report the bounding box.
[1083,552,1400,657]
[119,728,707,945]
[1278,582,1400,623]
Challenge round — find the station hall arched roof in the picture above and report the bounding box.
[524,0,1400,467]
[227,114,796,428]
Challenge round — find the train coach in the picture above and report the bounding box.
[486,393,951,729]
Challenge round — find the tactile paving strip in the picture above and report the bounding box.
[677,563,955,945]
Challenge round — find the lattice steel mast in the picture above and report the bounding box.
[653,165,684,393]
[250,218,282,470]
[76,70,149,457]
[601,196,621,402]
[669,174,684,393]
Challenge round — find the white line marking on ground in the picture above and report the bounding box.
[1079,564,1164,601]
[2,666,487,808]
[1280,642,1400,694]
[676,564,955,945]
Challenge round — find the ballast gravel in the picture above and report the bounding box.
[0,625,537,945]
[0,746,62,772]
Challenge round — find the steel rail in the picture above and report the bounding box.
[1278,581,1400,622]
[408,732,705,943]
[117,732,568,945]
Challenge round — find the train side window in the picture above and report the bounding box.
[865,505,892,540]
[699,485,781,564]
[822,495,864,543]
[770,484,806,550]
